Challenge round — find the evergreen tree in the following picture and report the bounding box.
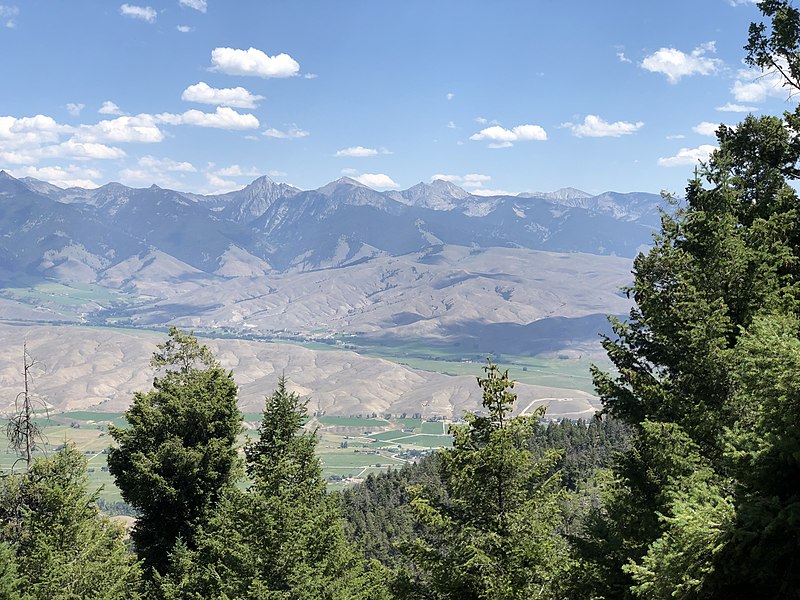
[107,327,242,576]
[403,362,567,599]
[0,447,141,599]
[574,4,800,595]
[158,376,390,599]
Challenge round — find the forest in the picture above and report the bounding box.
[2,2,800,598]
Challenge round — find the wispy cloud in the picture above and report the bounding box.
[262,125,309,139]
[119,4,156,23]
[179,0,206,13]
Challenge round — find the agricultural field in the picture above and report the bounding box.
[0,411,454,504]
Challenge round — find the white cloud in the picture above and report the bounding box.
[204,172,240,194]
[46,140,127,161]
[179,0,206,12]
[181,82,264,109]
[268,170,287,178]
[666,134,686,140]
[138,155,196,172]
[303,73,318,79]
[263,125,309,139]
[731,67,786,103]
[716,102,757,112]
[431,173,491,188]
[447,121,456,129]
[446,92,454,100]
[641,42,721,84]
[210,47,300,78]
[692,121,720,137]
[158,107,259,130]
[0,114,73,150]
[0,4,18,28]
[99,101,124,116]
[66,103,85,117]
[471,188,513,197]
[335,145,378,157]
[119,4,156,23]
[728,0,756,5]
[11,164,102,189]
[354,173,399,189]
[77,114,164,144]
[475,117,488,125]
[657,144,717,167]
[470,124,547,147]
[617,52,632,64]
[177,25,193,32]
[564,114,643,138]
[214,164,261,177]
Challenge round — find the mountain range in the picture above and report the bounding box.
[0,170,665,414]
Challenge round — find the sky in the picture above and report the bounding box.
[0,0,796,196]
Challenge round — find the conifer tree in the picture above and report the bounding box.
[403,362,566,599]
[107,327,242,577]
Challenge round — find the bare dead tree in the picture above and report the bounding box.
[6,343,48,470]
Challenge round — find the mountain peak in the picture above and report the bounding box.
[519,187,592,201]
[317,176,369,195]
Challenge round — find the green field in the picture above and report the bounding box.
[1,410,454,507]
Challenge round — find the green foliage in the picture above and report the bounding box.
[0,447,140,599]
[577,6,800,595]
[403,362,567,599]
[157,376,390,599]
[107,327,242,575]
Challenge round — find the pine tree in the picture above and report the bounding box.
[0,447,141,599]
[158,376,390,599]
[107,327,242,577]
[403,362,566,599]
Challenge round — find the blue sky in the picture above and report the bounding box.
[0,0,794,196]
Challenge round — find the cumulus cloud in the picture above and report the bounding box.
[657,144,717,167]
[158,107,259,130]
[181,82,264,109]
[119,155,196,187]
[716,102,757,112]
[693,121,720,136]
[563,114,643,138]
[0,114,73,150]
[119,4,156,22]
[354,173,400,189]
[179,0,206,12]
[99,101,124,116]
[210,47,300,78]
[66,103,85,117]
[263,125,309,139]
[641,42,721,84]
[470,124,547,147]
[76,115,164,144]
[46,140,127,161]
[11,164,102,189]
[431,173,491,188]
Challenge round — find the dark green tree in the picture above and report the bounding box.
[403,362,566,599]
[0,447,141,599]
[107,327,242,576]
[158,376,390,599]
[573,5,800,594]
